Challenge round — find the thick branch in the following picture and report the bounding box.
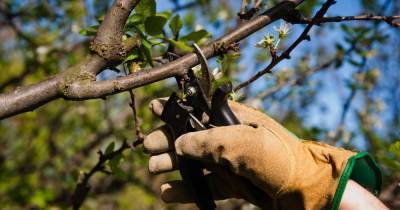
[63,0,304,100]
[0,0,304,119]
[0,76,60,118]
[0,0,140,119]
[90,0,141,63]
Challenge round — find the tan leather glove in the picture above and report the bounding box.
[144,99,356,210]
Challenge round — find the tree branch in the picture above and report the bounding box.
[238,0,263,20]
[123,65,144,146]
[251,57,337,101]
[60,1,304,100]
[249,42,358,102]
[71,140,131,210]
[293,14,400,27]
[90,0,141,63]
[0,76,61,119]
[0,0,141,119]
[234,0,337,91]
[0,0,304,119]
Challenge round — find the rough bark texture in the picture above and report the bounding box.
[0,0,304,120]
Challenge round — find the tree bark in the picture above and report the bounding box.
[0,0,304,120]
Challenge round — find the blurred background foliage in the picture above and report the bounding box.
[0,0,399,209]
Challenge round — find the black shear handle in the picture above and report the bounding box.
[160,93,216,210]
[210,83,240,126]
[161,82,240,210]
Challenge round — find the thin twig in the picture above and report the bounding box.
[234,0,337,91]
[250,42,358,101]
[292,14,400,27]
[238,0,263,20]
[239,0,249,16]
[123,65,144,147]
[70,140,131,210]
[251,58,336,101]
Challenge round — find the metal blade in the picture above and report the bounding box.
[193,43,212,98]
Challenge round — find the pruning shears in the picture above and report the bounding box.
[160,44,240,210]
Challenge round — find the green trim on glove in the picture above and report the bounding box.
[331,152,382,210]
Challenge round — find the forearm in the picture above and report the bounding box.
[339,180,388,210]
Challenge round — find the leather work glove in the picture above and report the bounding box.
[143,98,356,210]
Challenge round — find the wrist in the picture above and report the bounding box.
[332,152,382,210]
[339,180,388,210]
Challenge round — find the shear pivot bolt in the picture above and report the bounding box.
[186,86,197,96]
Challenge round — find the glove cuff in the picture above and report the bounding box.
[331,152,382,210]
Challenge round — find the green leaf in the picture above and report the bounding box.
[217,53,240,73]
[135,0,156,19]
[157,10,172,20]
[167,39,192,53]
[105,142,115,155]
[96,15,105,23]
[108,153,126,179]
[124,51,139,63]
[389,141,400,159]
[126,14,144,28]
[380,156,400,171]
[109,153,123,170]
[141,39,154,66]
[144,15,168,36]
[79,25,99,36]
[112,165,127,179]
[181,29,209,42]
[169,14,183,38]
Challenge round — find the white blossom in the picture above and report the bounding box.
[255,33,275,48]
[274,22,290,39]
[212,67,223,80]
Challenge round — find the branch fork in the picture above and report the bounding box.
[0,0,306,119]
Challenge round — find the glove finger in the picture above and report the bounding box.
[160,172,273,208]
[175,124,292,194]
[229,101,298,141]
[148,152,178,174]
[174,125,255,163]
[160,173,238,203]
[149,98,289,139]
[149,98,168,117]
[143,125,174,154]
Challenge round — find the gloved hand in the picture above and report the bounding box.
[144,99,356,210]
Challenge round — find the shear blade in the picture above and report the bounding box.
[192,43,212,98]
[189,113,207,131]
